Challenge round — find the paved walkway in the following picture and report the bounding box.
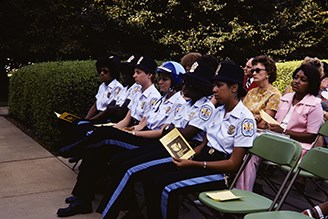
[0,109,205,219]
[0,108,101,219]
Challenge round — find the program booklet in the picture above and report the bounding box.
[159,128,195,159]
[260,110,280,125]
[54,112,80,123]
[206,190,243,202]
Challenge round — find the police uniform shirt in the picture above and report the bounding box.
[95,79,122,111]
[128,84,161,122]
[107,82,124,105]
[145,92,186,130]
[167,96,215,143]
[115,83,141,107]
[204,100,256,154]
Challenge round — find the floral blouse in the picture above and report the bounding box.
[243,85,281,117]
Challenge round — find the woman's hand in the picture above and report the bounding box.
[172,157,194,168]
[254,114,262,123]
[193,144,203,155]
[268,123,284,133]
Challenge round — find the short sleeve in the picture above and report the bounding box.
[265,90,281,112]
[307,103,324,134]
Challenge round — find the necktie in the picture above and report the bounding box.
[246,78,251,88]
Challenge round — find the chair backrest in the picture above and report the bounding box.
[277,147,328,210]
[318,121,328,137]
[249,134,302,167]
[229,134,302,194]
[299,147,328,180]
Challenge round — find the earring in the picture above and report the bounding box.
[266,75,269,79]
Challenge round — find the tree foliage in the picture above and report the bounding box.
[0,0,327,65]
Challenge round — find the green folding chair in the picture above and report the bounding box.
[244,147,328,219]
[198,133,302,216]
[278,121,328,205]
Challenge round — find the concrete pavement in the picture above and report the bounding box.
[0,110,101,219]
[0,110,205,219]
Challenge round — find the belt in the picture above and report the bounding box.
[202,146,230,160]
[188,141,202,148]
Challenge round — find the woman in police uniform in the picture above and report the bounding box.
[97,60,218,219]
[97,61,256,219]
[56,60,188,217]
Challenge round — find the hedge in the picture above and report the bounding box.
[7,59,327,153]
[8,60,99,152]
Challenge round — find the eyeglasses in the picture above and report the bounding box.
[244,65,252,69]
[251,68,266,74]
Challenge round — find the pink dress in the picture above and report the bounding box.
[236,93,323,191]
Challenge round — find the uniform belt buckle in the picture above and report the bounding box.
[208,148,215,155]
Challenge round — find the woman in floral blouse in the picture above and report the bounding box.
[242,55,281,129]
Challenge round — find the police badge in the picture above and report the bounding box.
[227,125,236,135]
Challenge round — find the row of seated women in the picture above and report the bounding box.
[56,53,325,219]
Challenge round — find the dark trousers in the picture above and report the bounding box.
[142,149,228,219]
[70,136,162,205]
[97,144,170,218]
[98,146,228,219]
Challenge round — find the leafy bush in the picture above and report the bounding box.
[8,60,99,152]
[274,59,328,93]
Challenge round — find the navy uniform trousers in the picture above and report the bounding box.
[70,128,162,204]
[66,125,159,157]
[97,145,228,219]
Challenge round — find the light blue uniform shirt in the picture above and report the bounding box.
[204,101,256,154]
[115,83,141,107]
[167,96,215,143]
[128,84,161,122]
[95,79,122,111]
[145,92,186,130]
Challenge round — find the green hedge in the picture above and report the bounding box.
[274,59,328,93]
[8,60,99,151]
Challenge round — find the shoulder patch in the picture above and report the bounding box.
[134,86,140,93]
[174,104,183,116]
[242,118,255,137]
[150,97,158,106]
[199,105,213,121]
[114,87,121,95]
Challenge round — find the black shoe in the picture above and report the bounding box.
[68,157,81,163]
[57,201,92,217]
[65,196,78,204]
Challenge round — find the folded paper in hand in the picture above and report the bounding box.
[160,128,195,160]
[206,190,243,201]
[54,112,80,123]
[260,110,279,125]
[321,91,328,100]
[94,122,116,127]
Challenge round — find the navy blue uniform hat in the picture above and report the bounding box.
[121,55,141,74]
[213,60,247,96]
[182,60,216,87]
[135,56,157,74]
[96,55,121,79]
